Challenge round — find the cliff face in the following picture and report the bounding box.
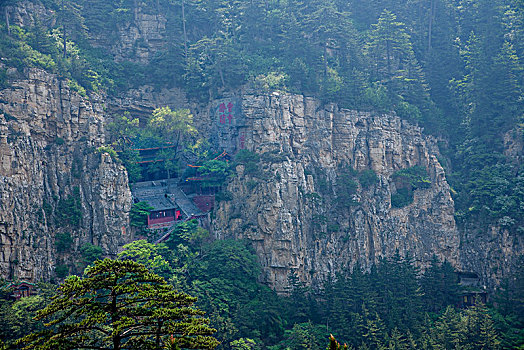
[0,69,132,281]
[2,0,520,290]
[212,93,460,292]
[458,127,524,287]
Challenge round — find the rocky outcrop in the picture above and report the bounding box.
[212,93,460,293]
[504,126,524,165]
[87,2,168,64]
[0,69,132,281]
[3,0,55,29]
[108,85,188,119]
[460,224,523,290]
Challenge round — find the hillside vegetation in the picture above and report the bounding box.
[1,0,522,230]
[0,0,523,349]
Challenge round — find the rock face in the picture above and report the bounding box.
[0,69,132,281]
[3,0,55,29]
[459,126,524,288]
[213,93,460,293]
[87,3,168,64]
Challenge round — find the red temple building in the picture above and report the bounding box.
[1,282,37,300]
[131,179,204,230]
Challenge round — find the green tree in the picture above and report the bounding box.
[365,9,429,119]
[462,300,501,350]
[199,159,230,189]
[79,242,103,268]
[56,187,82,228]
[230,338,259,350]
[107,112,140,153]
[420,257,461,312]
[328,334,348,350]
[189,240,284,346]
[271,322,326,350]
[118,240,174,279]
[17,259,218,350]
[130,201,154,228]
[146,107,198,178]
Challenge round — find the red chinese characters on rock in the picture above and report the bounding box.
[219,103,226,124]
[218,101,234,125]
[239,132,246,149]
[227,102,234,124]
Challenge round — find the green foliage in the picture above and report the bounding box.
[0,295,47,345]
[230,338,259,350]
[199,159,231,188]
[358,170,379,189]
[119,148,142,182]
[111,107,200,181]
[270,322,327,350]
[54,264,69,278]
[391,166,431,208]
[393,166,431,190]
[54,233,72,253]
[391,188,414,208]
[148,107,197,144]
[430,303,501,350]
[336,167,359,208]
[168,219,209,247]
[420,257,461,313]
[234,150,261,177]
[189,240,284,346]
[79,242,102,267]
[453,162,524,228]
[95,145,119,161]
[235,150,260,165]
[254,72,288,92]
[66,79,86,96]
[130,201,154,228]
[17,259,219,350]
[56,187,82,228]
[2,241,522,350]
[119,240,174,279]
[106,113,142,181]
[328,334,348,350]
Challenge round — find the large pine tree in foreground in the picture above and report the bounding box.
[17,259,219,350]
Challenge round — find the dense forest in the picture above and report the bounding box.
[1,0,522,229]
[0,0,523,348]
[1,225,523,349]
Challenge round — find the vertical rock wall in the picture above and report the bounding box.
[0,69,132,281]
[213,93,460,292]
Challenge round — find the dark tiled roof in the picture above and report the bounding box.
[138,196,177,211]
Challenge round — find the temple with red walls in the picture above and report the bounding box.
[131,179,205,230]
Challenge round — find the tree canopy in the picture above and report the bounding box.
[17,259,219,350]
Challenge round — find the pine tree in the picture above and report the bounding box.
[17,259,218,350]
[463,299,501,350]
[329,334,348,350]
[421,257,460,312]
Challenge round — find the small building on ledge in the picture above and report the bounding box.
[131,179,205,230]
[1,282,37,300]
[131,180,183,229]
[457,271,488,308]
[144,197,181,228]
